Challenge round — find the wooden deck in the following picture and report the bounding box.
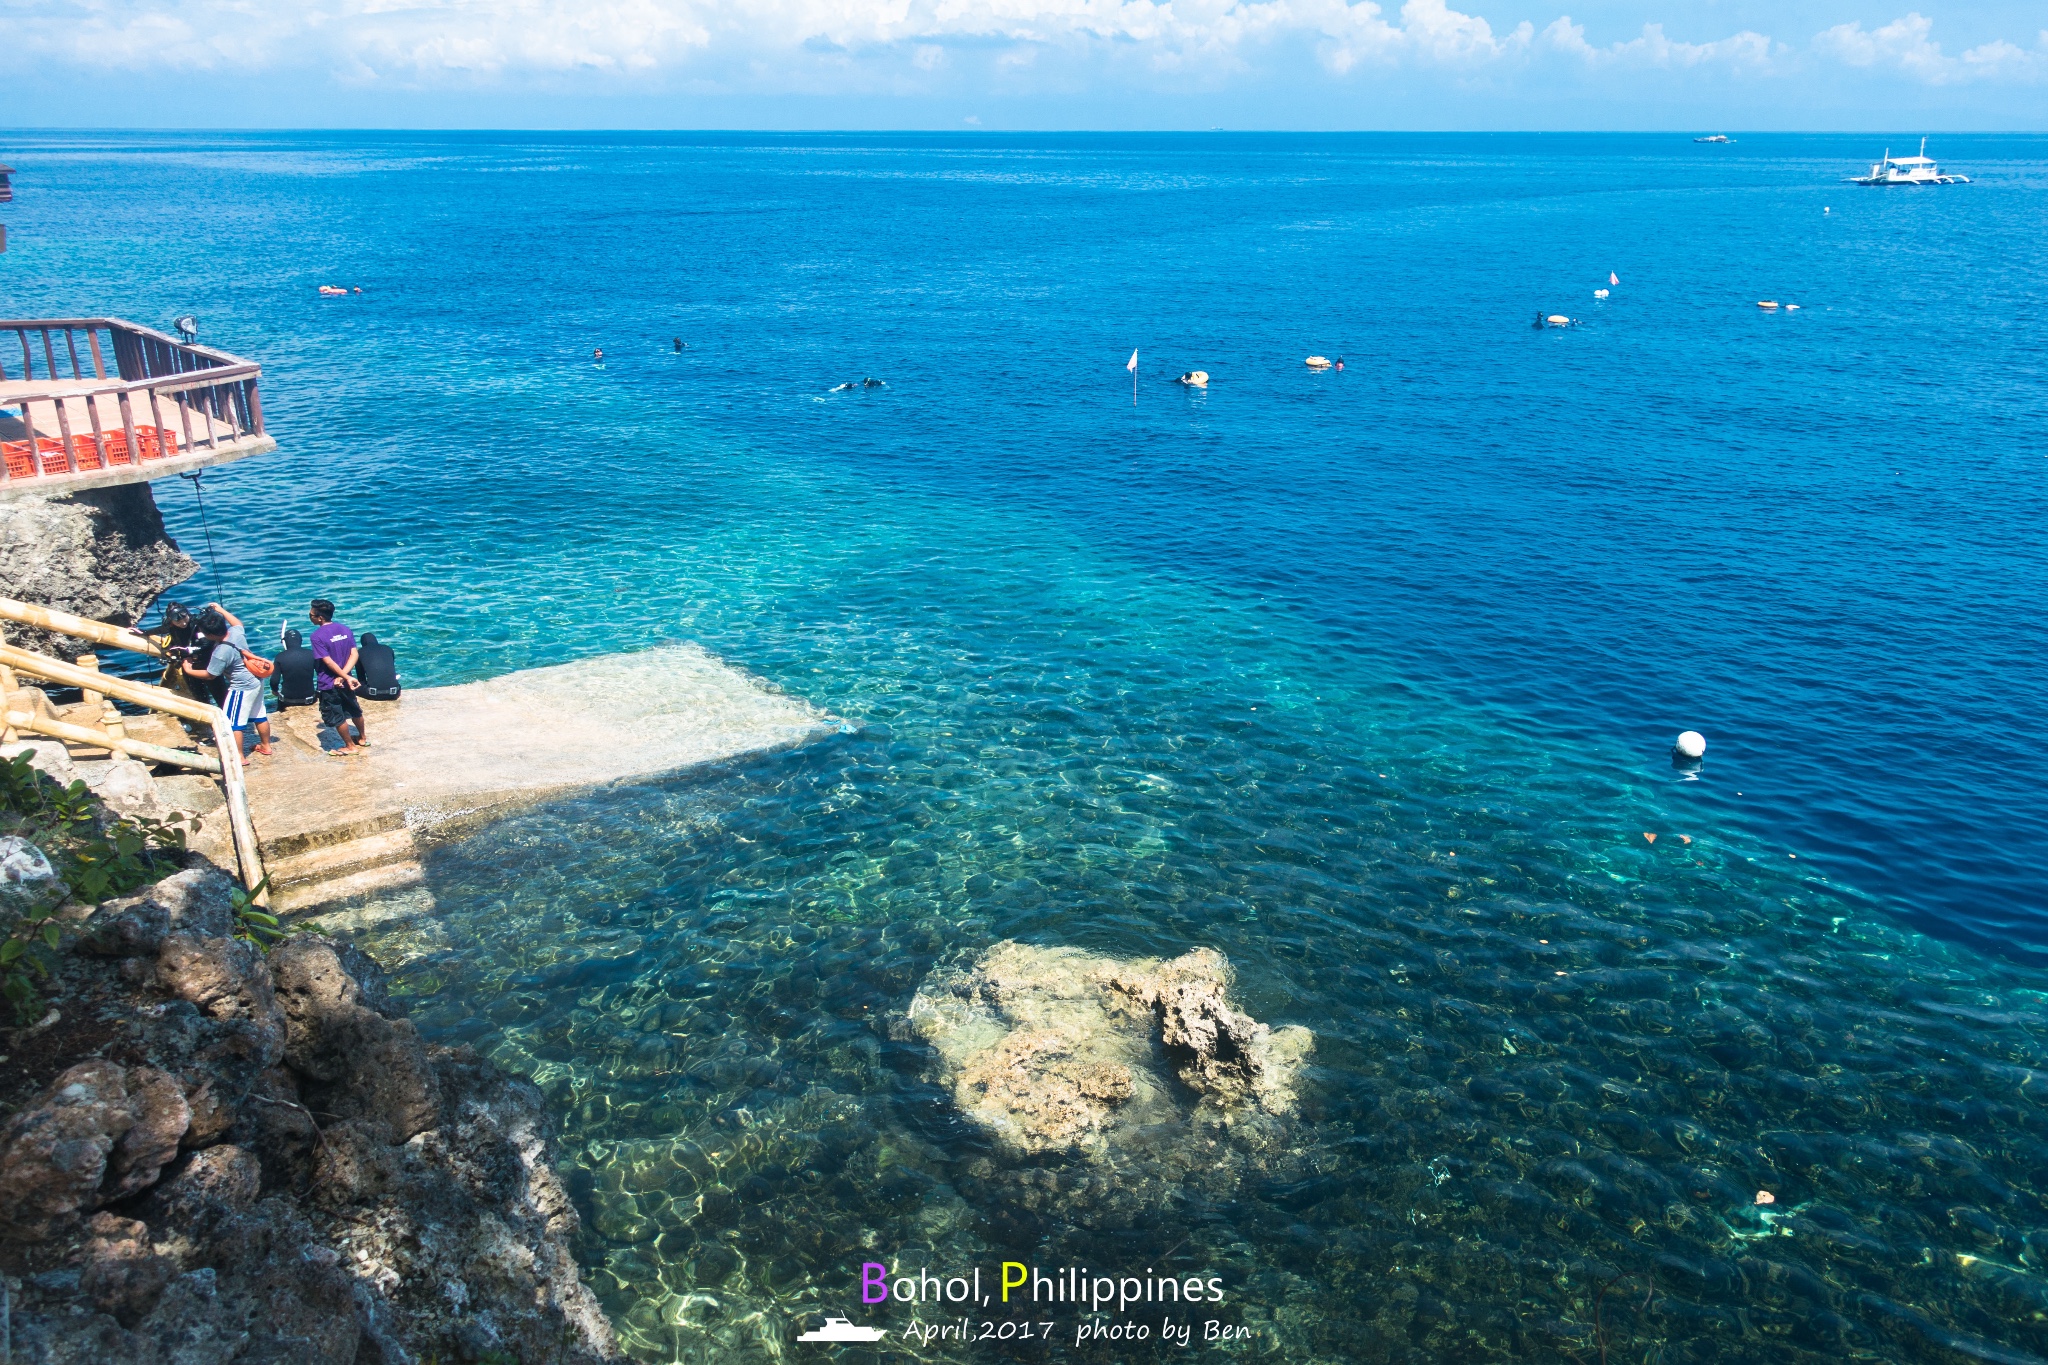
[0,318,273,498]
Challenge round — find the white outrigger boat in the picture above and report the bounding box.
[1851,138,1969,186]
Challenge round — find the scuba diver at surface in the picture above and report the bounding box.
[145,603,212,735]
[271,629,320,710]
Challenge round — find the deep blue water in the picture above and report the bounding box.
[4,133,2048,1362]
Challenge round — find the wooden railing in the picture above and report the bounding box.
[0,596,269,905]
[0,318,268,487]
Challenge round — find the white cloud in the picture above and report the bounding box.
[1960,32,2048,81]
[1,0,2041,95]
[1543,16,1772,71]
[1399,0,1531,65]
[1813,12,2046,84]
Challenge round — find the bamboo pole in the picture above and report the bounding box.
[74,653,111,750]
[3,710,221,774]
[0,642,267,904]
[73,652,126,740]
[0,598,163,657]
[0,646,204,719]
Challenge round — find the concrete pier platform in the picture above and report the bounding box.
[128,646,838,913]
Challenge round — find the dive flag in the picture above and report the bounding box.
[1609,272,1619,286]
[1127,349,1139,372]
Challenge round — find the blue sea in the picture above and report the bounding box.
[5,132,2047,1362]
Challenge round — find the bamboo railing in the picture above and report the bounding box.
[0,597,267,904]
[0,317,268,490]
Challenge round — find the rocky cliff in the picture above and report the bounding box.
[0,746,620,1365]
[0,486,196,656]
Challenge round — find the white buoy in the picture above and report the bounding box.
[1675,731,1706,759]
[1594,289,1609,299]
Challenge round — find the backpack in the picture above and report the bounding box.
[238,648,276,680]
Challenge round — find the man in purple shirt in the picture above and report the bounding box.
[309,597,368,756]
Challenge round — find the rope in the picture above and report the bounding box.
[179,469,226,601]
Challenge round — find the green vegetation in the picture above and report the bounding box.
[1,749,187,1018]
[231,874,286,947]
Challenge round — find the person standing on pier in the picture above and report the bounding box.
[204,602,253,653]
[182,615,274,758]
[309,598,368,756]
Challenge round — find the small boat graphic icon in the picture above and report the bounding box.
[798,1317,888,1343]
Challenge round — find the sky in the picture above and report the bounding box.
[3,0,2043,128]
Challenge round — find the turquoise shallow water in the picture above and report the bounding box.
[3,132,2047,1361]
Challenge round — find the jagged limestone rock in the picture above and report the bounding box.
[271,934,441,1140]
[80,867,235,958]
[81,757,170,824]
[0,485,195,660]
[2,786,620,1364]
[155,932,287,1068]
[0,1061,193,1240]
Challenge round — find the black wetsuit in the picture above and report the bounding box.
[151,623,223,707]
[271,645,320,708]
[355,637,401,700]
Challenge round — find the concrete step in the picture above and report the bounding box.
[273,859,426,916]
[267,826,417,889]
[262,809,408,862]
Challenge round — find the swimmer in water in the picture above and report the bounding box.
[1533,312,1546,330]
[1334,357,1344,370]
[673,338,684,352]
[831,381,856,392]
[594,348,604,363]
[863,377,884,387]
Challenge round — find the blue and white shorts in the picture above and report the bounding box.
[223,687,268,731]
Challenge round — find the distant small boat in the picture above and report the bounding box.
[1305,356,1331,369]
[1177,370,1209,387]
[1593,289,1609,299]
[1694,135,1734,144]
[1851,138,1968,186]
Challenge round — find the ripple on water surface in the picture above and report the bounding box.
[11,130,2041,1362]
[328,565,2048,1364]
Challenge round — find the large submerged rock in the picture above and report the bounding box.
[901,941,1313,1161]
